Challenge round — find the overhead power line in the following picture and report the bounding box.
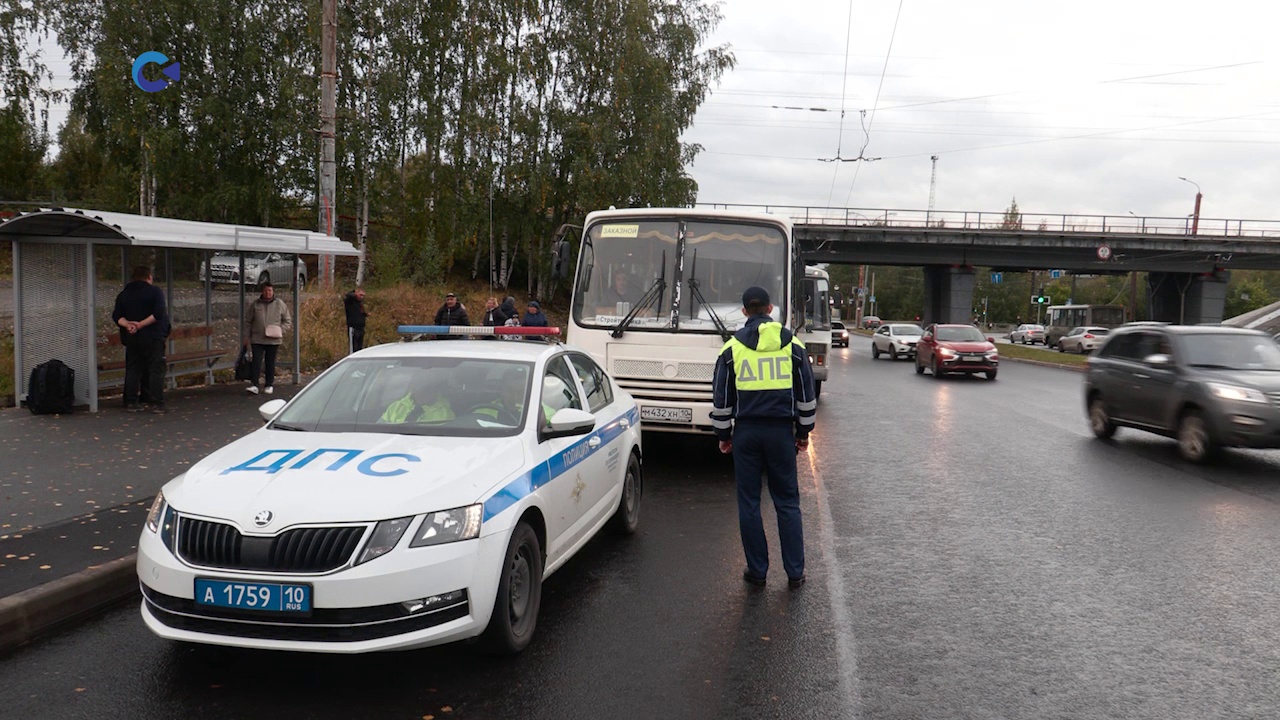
[839,0,906,206]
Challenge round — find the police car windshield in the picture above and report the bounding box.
[272,357,534,436]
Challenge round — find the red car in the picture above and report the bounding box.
[915,324,1000,381]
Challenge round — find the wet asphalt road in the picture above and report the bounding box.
[5,336,1280,719]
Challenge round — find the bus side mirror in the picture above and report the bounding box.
[551,239,572,281]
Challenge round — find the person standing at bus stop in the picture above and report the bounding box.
[344,286,368,353]
[711,286,817,589]
[112,266,170,414]
[243,281,293,395]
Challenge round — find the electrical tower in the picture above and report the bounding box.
[927,155,939,224]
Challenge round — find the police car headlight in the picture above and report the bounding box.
[410,505,483,548]
[146,492,167,533]
[356,516,414,565]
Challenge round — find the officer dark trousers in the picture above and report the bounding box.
[733,418,804,580]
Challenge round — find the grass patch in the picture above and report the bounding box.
[299,281,565,371]
[996,343,1089,366]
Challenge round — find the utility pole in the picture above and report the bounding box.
[318,0,338,287]
[1129,271,1139,321]
[1179,177,1202,237]
[927,155,939,226]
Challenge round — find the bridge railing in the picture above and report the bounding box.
[695,204,1280,239]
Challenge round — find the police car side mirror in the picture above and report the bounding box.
[541,408,596,440]
[259,399,287,423]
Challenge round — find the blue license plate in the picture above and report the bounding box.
[195,578,311,613]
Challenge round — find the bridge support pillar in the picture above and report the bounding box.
[1147,271,1229,325]
[922,266,976,326]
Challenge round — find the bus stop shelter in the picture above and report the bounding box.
[1,208,359,412]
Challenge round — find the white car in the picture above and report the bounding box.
[199,251,306,288]
[137,336,642,654]
[871,323,924,360]
[1056,326,1110,353]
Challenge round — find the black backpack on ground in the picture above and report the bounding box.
[27,359,75,415]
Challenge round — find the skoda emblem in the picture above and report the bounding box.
[253,510,274,527]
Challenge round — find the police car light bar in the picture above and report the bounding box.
[396,325,561,337]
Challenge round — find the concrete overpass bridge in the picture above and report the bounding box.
[702,204,1280,326]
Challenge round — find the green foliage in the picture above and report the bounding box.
[38,0,730,299]
[1000,197,1022,230]
[1225,271,1277,319]
[0,101,48,199]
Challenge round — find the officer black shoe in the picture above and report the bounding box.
[125,404,144,413]
[788,575,806,589]
[742,570,766,587]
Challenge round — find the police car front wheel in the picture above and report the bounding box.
[609,453,642,535]
[482,521,544,655]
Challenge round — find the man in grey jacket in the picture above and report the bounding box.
[243,282,293,395]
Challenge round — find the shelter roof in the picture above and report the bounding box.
[0,207,358,256]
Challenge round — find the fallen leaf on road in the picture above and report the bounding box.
[422,716,434,720]
[75,688,85,693]
[761,636,770,641]
[39,564,50,570]
[441,708,453,714]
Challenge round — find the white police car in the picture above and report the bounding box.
[137,326,642,654]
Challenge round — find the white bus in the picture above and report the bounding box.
[564,208,798,433]
[799,266,831,398]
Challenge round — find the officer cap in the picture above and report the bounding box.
[741,286,770,307]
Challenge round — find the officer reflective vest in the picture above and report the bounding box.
[710,317,817,440]
[380,393,456,424]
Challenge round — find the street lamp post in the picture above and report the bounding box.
[1178,177,1202,235]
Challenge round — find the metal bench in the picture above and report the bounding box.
[98,326,230,376]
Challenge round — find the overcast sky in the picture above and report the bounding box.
[32,1,1279,226]
[684,0,1280,225]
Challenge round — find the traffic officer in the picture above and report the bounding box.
[711,286,817,589]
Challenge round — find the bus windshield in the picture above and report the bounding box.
[804,275,831,331]
[571,218,789,333]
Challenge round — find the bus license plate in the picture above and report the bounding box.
[640,406,693,424]
[195,578,312,613]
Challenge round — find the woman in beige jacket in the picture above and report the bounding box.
[243,282,293,394]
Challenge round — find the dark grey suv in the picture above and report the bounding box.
[1084,325,1280,462]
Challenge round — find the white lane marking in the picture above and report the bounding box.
[804,442,862,717]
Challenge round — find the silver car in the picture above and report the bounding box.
[200,252,307,288]
[1010,324,1046,345]
[1058,326,1109,354]
[871,323,924,360]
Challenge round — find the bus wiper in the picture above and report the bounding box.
[611,255,667,339]
[685,275,731,341]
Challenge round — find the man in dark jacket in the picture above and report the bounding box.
[111,266,170,414]
[711,286,816,589]
[434,292,470,326]
[344,287,368,353]
[522,301,549,326]
[499,296,518,323]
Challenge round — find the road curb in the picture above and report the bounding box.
[0,553,137,655]
[1000,356,1086,372]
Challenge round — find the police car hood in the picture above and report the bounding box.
[163,430,526,527]
[734,315,794,351]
